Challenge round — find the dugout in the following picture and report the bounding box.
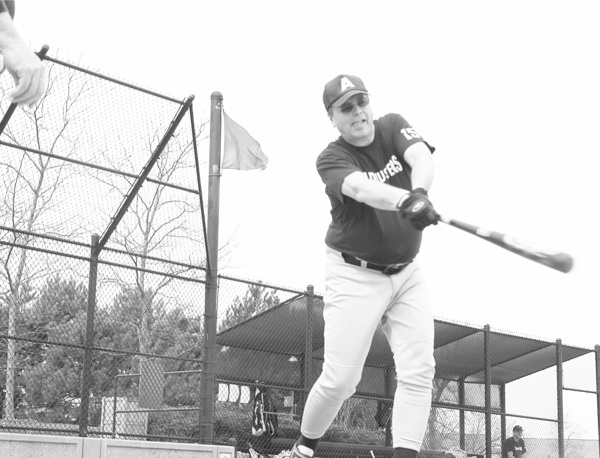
[215,293,598,458]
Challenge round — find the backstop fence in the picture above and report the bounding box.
[0,48,598,458]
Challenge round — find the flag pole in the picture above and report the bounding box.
[199,91,223,444]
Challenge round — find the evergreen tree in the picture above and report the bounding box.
[219,282,280,332]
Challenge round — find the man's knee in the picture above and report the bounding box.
[395,343,435,388]
[314,364,362,403]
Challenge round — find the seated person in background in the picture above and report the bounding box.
[503,425,526,458]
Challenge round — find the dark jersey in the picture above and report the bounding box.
[316,113,434,265]
[503,437,526,458]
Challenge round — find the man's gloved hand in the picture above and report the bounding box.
[398,188,440,230]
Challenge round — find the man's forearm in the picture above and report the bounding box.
[341,172,410,211]
[0,12,22,52]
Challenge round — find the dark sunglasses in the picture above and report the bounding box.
[339,95,370,113]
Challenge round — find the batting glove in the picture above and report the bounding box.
[398,188,440,230]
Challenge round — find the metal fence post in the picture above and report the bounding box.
[304,285,314,384]
[594,345,600,455]
[500,383,506,453]
[459,377,465,451]
[79,233,99,437]
[199,91,223,444]
[112,376,119,438]
[301,285,315,415]
[556,339,564,458]
[484,324,492,458]
[382,366,395,446]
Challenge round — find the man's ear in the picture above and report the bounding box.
[329,114,337,128]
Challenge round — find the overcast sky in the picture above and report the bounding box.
[15,0,600,438]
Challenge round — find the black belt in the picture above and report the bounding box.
[341,253,412,276]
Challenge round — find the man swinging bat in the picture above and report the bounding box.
[289,75,439,458]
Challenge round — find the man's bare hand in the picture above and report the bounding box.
[0,13,46,107]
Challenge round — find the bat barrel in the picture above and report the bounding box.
[438,215,574,273]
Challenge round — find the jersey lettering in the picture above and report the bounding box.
[340,77,355,91]
[400,127,421,141]
[363,155,403,183]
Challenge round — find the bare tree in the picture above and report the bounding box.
[564,414,586,458]
[422,379,502,454]
[423,379,458,450]
[90,122,218,361]
[0,62,89,420]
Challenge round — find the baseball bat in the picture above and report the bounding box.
[438,215,574,273]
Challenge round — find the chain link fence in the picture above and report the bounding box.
[1,50,598,458]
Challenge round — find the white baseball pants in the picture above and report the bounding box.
[300,248,435,451]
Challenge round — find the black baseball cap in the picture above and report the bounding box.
[513,425,523,432]
[323,74,369,111]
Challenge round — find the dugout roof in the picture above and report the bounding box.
[216,294,592,385]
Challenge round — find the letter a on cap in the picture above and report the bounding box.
[340,76,355,91]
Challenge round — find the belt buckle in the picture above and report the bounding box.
[382,260,412,275]
[382,264,402,275]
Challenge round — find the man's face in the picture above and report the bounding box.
[513,430,523,440]
[329,94,374,146]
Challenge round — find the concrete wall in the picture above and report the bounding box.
[0,432,235,458]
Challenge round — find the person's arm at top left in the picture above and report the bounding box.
[0,0,46,107]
